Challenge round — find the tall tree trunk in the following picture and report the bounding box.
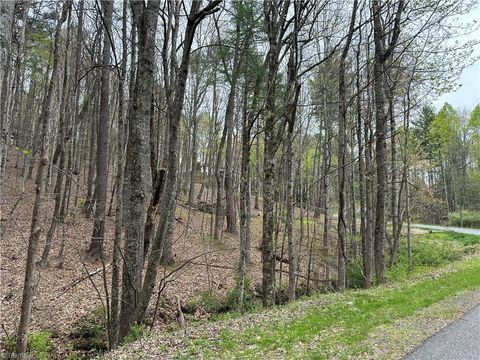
[39,6,73,266]
[336,0,357,291]
[16,3,71,356]
[119,0,160,340]
[187,114,199,205]
[109,0,125,349]
[237,79,256,310]
[0,0,14,190]
[88,0,112,260]
[261,0,290,306]
[133,0,222,330]
[224,85,237,233]
[371,0,404,284]
[285,44,300,301]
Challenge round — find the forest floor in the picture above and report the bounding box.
[0,153,327,359]
[1,153,480,359]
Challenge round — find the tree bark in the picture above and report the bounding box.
[87,0,112,260]
[16,3,71,356]
[108,0,125,349]
[0,0,14,191]
[371,0,404,284]
[119,0,160,340]
[133,0,222,330]
[336,0,357,290]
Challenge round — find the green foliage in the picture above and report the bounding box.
[429,102,460,156]
[347,258,365,289]
[388,231,480,281]
[469,104,480,129]
[198,290,227,314]
[448,211,480,229]
[180,257,480,359]
[187,281,258,317]
[27,331,53,360]
[1,331,53,360]
[2,334,16,354]
[347,232,479,286]
[225,278,257,312]
[413,104,437,159]
[70,307,107,353]
[122,325,144,345]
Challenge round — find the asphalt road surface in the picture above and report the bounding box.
[412,224,480,236]
[403,305,480,360]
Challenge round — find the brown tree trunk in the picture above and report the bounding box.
[16,3,71,356]
[39,7,73,266]
[88,0,112,260]
[0,0,14,189]
[337,0,357,290]
[119,0,160,340]
[109,0,125,349]
[133,0,222,329]
[371,0,404,284]
[261,0,290,306]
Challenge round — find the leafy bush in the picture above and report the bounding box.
[2,334,16,355]
[70,307,107,353]
[1,331,52,360]
[448,211,480,229]
[198,290,228,314]
[28,331,52,360]
[186,281,258,317]
[347,258,365,289]
[410,182,447,224]
[225,278,258,312]
[122,324,144,345]
[274,281,310,305]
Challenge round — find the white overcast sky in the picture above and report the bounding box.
[433,6,480,111]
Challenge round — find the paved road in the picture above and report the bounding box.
[412,224,480,236]
[403,305,480,360]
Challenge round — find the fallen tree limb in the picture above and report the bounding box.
[54,263,111,299]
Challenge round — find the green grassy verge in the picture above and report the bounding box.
[386,231,480,282]
[186,258,480,360]
[448,211,480,229]
[176,232,480,359]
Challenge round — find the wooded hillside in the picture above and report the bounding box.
[1,0,479,359]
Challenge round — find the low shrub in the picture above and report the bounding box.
[69,307,107,354]
[198,290,228,314]
[186,280,258,317]
[122,324,144,345]
[28,331,52,360]
[347,258,365,289]
[1,331,52,360]
[274,281,310,305]
[2,334,16,355]
[448,211,480,229]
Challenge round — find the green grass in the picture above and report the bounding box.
[448,211,480,229]
[173,231,480,359]
[1,331,53,360]
[386,231,480,282]
[188,257,480,359]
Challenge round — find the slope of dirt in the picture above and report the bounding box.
[0,152,329,358]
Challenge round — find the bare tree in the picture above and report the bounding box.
[371,0,404,284]
[87,0,113,260]
[16,2,71,356]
